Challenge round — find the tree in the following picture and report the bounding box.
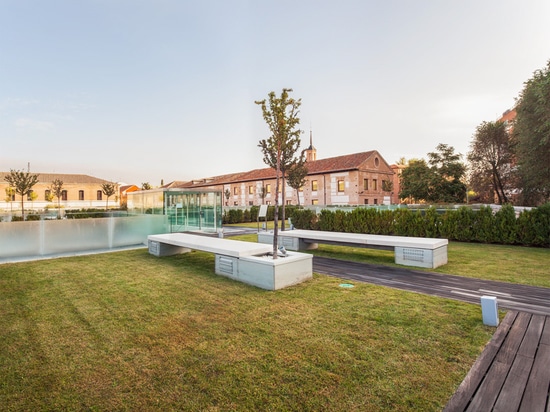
[3,169,39,220]
[50,179,64,218]
[399,144,466,204]
[468,121,515,204]
[399,159,433,203]
[224,189,231,206]
[514,60,550,205]
[427,144,467,203]
[101,182,117,210]
[256,88,302,258]
[141,182,152,190]
[286,155,308,206]
[4,187,15,213]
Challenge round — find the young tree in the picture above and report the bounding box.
[286,155,308,206]
[514,60,550,205]
[4,187,15,213]
[50,178,64,218]
[468,121,514,204]
[101,182,117,210]
[3,169,39,220]
[256,88,302,258]
[224,188,231,206]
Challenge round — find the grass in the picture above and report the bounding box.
[0,249,494,411]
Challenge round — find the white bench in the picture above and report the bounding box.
[148,233,312,290]
[258,229,448,269]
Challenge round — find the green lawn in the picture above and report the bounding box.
[1,249,494,411]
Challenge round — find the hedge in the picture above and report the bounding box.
[286,204,549,247]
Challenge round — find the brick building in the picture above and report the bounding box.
[166,146,395,207]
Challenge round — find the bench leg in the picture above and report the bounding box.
[148,240,191,257]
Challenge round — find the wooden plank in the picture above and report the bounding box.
[519,343,550,412]
[443,311,518,412]
[495,311,531,365]
[518,314,546,358]
[465,360,510,412]
[492,354,535,412]
[540,316,550,345]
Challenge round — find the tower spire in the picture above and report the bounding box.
[305,128,317,162]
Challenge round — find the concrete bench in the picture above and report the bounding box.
[148,233,312,290]
[258,229,448,269]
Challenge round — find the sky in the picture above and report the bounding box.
[1,0,549,186]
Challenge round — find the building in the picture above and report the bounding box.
[0,172,119,212]
[126,188,223,233]
[166,146,395,207]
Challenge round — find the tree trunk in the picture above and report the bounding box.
[281,174,286,231]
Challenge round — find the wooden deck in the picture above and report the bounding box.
[444,311,550,411]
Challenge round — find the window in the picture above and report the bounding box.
[374,157,380,167]
[312,199,318,205]
[45,189,50,200]
[27,190,34,201]
[311,180,318,191]
[337,180,345,192]
[373,179,378,191]
[234,201,238,206]
[79,190,84,200]
[266,201,271,205]
[364,199,369,205]
[248,185,254,195]
[363,179,368,190]
[286,200,292,205]
[249,201,253,206]
[265,184,271,194]
[374,198,378,205]
[233,187,238,195]
[97,190,103,201]
[61,190,68,201]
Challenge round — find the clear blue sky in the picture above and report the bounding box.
[1,0,549,185]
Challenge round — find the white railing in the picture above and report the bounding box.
[0,215,167,261]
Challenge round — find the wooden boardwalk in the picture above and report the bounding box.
[444,311,550,411]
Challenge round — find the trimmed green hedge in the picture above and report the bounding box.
[287,204,550,247]
[223,206,301,224]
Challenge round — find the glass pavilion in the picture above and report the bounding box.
[127,188,222,233]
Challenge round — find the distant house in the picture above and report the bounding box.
[119,184,140,207]
[165,143,395,207]
[0,172,119,211]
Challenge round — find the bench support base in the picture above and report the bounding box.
[258,232,448,269]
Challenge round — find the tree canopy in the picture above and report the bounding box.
[49,178,64,218]
[514,60,550,205]
[3,169,40,220]
[468,121,515,204]
[101,182,117,210]
[256,88,302,257]
[399,144,466,203]
[286,155,308,206]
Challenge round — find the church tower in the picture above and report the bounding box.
[305,130,317,162]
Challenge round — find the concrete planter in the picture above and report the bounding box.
[215,251,313,290]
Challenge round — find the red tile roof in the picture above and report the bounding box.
[169,151,381,188]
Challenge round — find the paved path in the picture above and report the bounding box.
[312,256,550,316]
